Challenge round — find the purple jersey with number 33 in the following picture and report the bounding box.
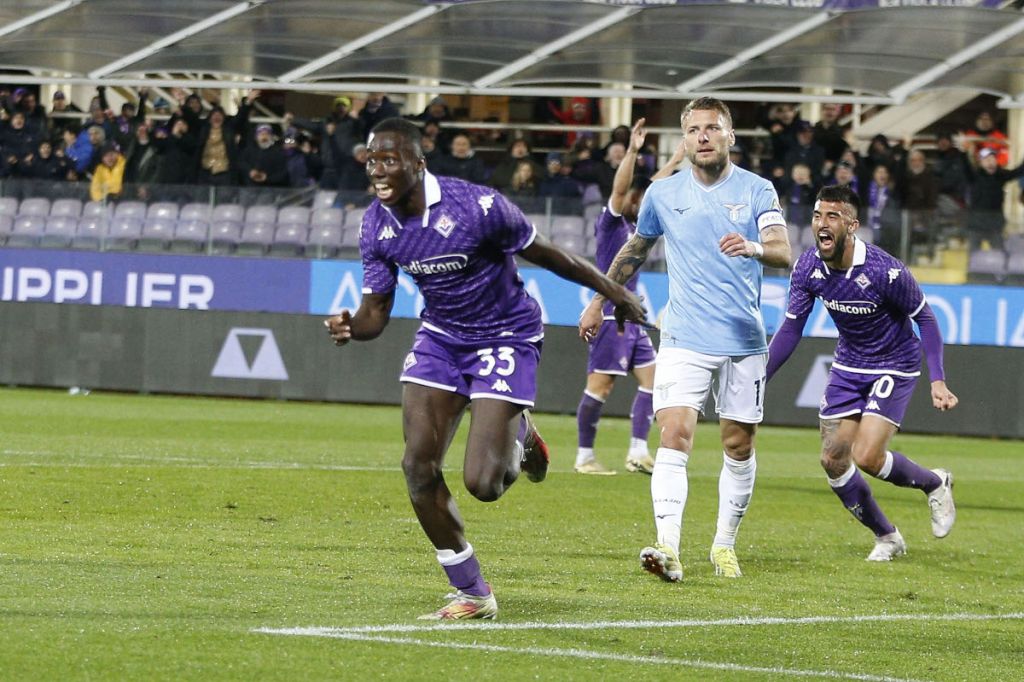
[359,172,542,342]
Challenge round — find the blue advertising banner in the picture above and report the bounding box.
[4,249,1024,347]
[0,249,308,313]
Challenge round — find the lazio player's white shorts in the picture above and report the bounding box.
[652,347,767,424]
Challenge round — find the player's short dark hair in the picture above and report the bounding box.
[817,184,860,215]
[681,97,733,128]
[370,118,423,157]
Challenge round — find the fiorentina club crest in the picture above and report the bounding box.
[854,273,872,290]
[434,213,456,238]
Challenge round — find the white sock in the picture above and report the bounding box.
[575,447,595,467]
[628,437,648,457]
[651,447,688,552]
[713,452,757,549]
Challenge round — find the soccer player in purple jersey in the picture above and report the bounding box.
[575,119,684,476]
[766,184,957,561]
[324,118,646,620]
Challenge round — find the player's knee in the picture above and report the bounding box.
[721,433,753,460]
[820,443,852,477]
[659,428,693,453]
[401,452,443,493]
[851,444,885,476]
[464,471,505,502]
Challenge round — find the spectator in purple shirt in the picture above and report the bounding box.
[324,118,646,621]
[766,184,957,562]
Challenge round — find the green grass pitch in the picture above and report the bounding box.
[1,387,1021,681]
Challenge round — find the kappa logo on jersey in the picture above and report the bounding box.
[490,379,512,393]
[811,269,826,280]
[723,203,747,222]
[401,253,469,275]
[211,328,288,381]
[478,195,495,216]
[888,268,901,283]
[403,352,417,371]
[855,273,872,290]
[378,224,397,240]
[433,213,456,238]
[866,399,881,411]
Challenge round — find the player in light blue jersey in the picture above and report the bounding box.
[581,97,792,581]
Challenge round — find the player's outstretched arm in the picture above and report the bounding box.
[578,231,658,338]
[765,314,807,382]
[324,291,395,346]
[521,234,647,331]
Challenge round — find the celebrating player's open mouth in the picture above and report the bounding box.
[373,182,394,201]
[816,228,835,252]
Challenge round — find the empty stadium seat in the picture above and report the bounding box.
[179,202,212,223]
[82,200,110,220]
[6,214,46,247]
[147,202,179,222]
[50,198,83,219]
[113,200,147,220]
[211,204,245,224]
[311,207,344,230]
[236,222,274,256]
[72,217,105,250]
[314,190,338,212]
[209,221,242,254]
[340,227,361,248]
[106,217,143,250]
[1005,233,1024,254]
[307,223,343,258]
[526,213,550,235]
[1004,252,1024,285]
[967,249,1006,283]
[18,197,51,217]
[138,219,175,251]
[550,215,586,239]
[39,216,77,248]
[581,183,602,206]
[269,224,308,257]
[171,220,208,252]
[583,202,604,223]
[0,197,18,218]
[277,206,311,226]
[343,207,366,229]
[245,205,278,225]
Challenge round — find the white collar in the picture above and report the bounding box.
[381,170,441,226]
[690,163,734,192]
[816,235,866,278]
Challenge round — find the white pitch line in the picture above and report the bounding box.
[257,610,1024,635]
[255,631,924,682]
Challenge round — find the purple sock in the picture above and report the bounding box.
[442,553,489,597]
[577,392,604,448]
[630,389,654,440]
[878,451,941,493]
[831,468,896,537]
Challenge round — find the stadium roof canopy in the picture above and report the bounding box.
[3,0,1024,107]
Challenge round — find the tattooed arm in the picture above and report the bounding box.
[579,232,659,340]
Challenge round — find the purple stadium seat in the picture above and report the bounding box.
[6,214,46,247]
[72,216,106,249]
[340,227,361,248]
[270,224,308,256]
[236,222,274,255]
[18,197,51,217]
[277,206,311,226]
[81,200,110,220]
[0,197,18,218]
[171,220,208,252]
[1005,233,1024,254]
[968,249,1006,283]
[39,216,77,248]
[550,215,585,239]
[1005,252,1024,284]
[581,183,602,206]
[50,198,83,219]
[526,213,550,235]
[179,202,212,223]
[245,205,278,225]
[106,217,143,250]
[343,207,366,230]
[314,190,337,212]
[311,207,344,230]
[113,200,147,220]
[209,220,242,254]
[211,204,245,224]
[138,218,175,250]
[147,202,179,222]
[307,223,343,258]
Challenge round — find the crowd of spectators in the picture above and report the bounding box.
[1,85,1021,263]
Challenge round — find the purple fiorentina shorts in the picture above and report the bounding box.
[586,320,656,375]
[819,366,917,427]
[400,327,542,407]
